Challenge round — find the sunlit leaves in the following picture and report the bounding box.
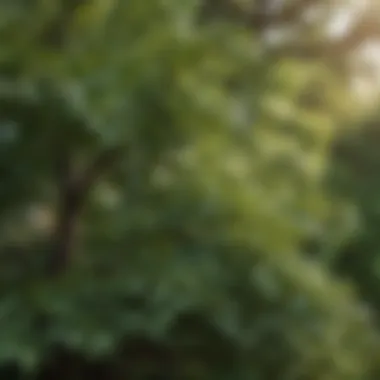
[0,0,378,379]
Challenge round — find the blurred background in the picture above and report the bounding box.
[1,0,380,379]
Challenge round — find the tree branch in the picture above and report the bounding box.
[47,144,125,276]
[249,0,318,31]
[75,145,124,203]
[200,0,318,31]
[268,12,380,60]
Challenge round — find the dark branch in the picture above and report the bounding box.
[248,0,317,31]
[200,0,318,31]
[47,144,125,276]
[75,145,125,202]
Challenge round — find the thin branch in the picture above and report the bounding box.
[200,0,318,31]
[249,0,318,30]
[75,145,125,203]
[268,13,380,60]
[47,144,125,276]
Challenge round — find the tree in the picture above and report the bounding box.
[0,0,378,379]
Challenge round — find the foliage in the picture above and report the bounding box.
[0,0,379,379]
